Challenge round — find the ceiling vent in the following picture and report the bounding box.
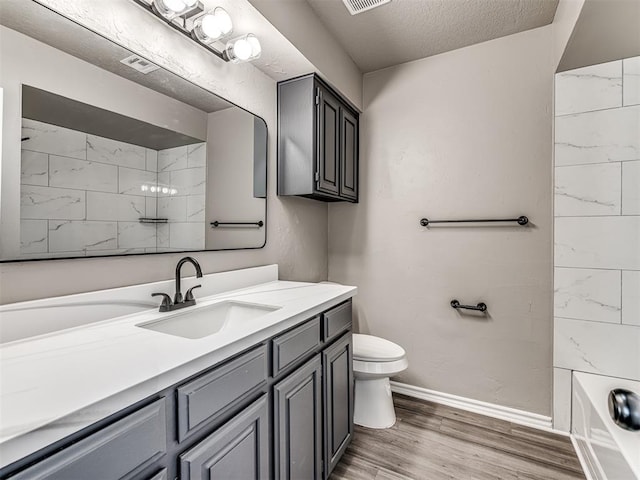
[341,0,391,15]
[119,54,160,75]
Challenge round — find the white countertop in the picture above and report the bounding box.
[0,277,356,468]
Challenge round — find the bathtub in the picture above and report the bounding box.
[572,372,639,480]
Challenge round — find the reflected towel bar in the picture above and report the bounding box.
[420,216,528,227]
[451,300,487,312]
[210,221,264,228]
[139,218,168,224]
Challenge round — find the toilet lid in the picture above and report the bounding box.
[352,334,406,362]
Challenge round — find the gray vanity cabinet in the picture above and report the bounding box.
[179,395,270,480]
[1,300,354,480]
[273,355,323,480]
[278,74,359,203]
[9,399,167,480]
[323,333,354,477]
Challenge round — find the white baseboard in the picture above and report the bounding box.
[390,381,554,431]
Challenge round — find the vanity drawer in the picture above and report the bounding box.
[271,316,321,377]
[11,399,167,480]
[176,344,267,442]
[147,468,168,480]
[322,301,352,342]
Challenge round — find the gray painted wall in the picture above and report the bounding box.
[0,0,328,304]
[205,108,266,250]
[558,0,640,72]
[328,26,557,415]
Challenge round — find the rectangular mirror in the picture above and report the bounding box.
[0,0,267,261]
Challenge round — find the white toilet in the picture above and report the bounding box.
[352,334,408,429]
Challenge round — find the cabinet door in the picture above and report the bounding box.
[323,333,354,478]
[10,399,167,480]
[340,108,358,201]
[316,85,341,197]
[179,395,269,480]
[273,355,323,480]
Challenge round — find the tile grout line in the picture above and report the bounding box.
[554,159,640,169]
[555,102,638,119]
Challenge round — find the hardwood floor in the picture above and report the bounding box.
[331,393,585,480]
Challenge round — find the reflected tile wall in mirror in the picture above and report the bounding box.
[0,0,267,261]
[20,118,206,258]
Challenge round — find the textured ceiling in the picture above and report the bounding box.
[305,0,560,72]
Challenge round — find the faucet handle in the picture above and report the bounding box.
[185,285,202,302]
[152,292,172,312]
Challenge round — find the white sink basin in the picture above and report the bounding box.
[136,300,280,339]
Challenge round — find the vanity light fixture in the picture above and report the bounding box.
[225,34,262,63]
[132,0,261,63]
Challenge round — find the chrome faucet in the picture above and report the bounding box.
[152,256,203,312]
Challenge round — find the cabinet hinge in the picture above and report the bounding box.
[315,171,320,182]
[315,87,320,105]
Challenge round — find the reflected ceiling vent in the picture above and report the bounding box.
[341,0,391,15]
[120,54,160,74]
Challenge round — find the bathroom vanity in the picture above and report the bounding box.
[0,266,356,479]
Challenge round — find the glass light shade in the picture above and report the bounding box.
[225,34,261,63]
[193,7,233,45]
[153,0,198,19]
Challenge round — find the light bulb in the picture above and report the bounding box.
[234,38,252,61]
[170,189,178,195]
[150,186,157,193]
[193,8,233,44]
[225,34,261,63]
[247,34,261,58]
[162,187,169,194]
[153,0,198,19]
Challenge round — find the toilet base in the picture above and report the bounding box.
[354,376,396,429]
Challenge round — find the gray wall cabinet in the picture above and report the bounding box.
[1,300,353,480]
[278,74,359,203]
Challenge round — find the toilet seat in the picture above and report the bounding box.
[352,334,408,429]
[353,334,406,362]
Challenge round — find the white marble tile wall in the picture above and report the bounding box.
[555,61,622,116]
[554,267,621,324]
[21,119,86,159]
[622,161,640,215]
[554,57,640,395]
[156,143,206,251]
[20,120,207,256]
[20,119,158,256]
[622,271,640,327]
[623,57,640,107]
[554,163,621,216]
[555,216,640,270]
[555,104,640,166]
[554,318,640,380]
[86,135,146,169]
[552,367,572,431]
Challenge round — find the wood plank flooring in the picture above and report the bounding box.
[331,393,585,480]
